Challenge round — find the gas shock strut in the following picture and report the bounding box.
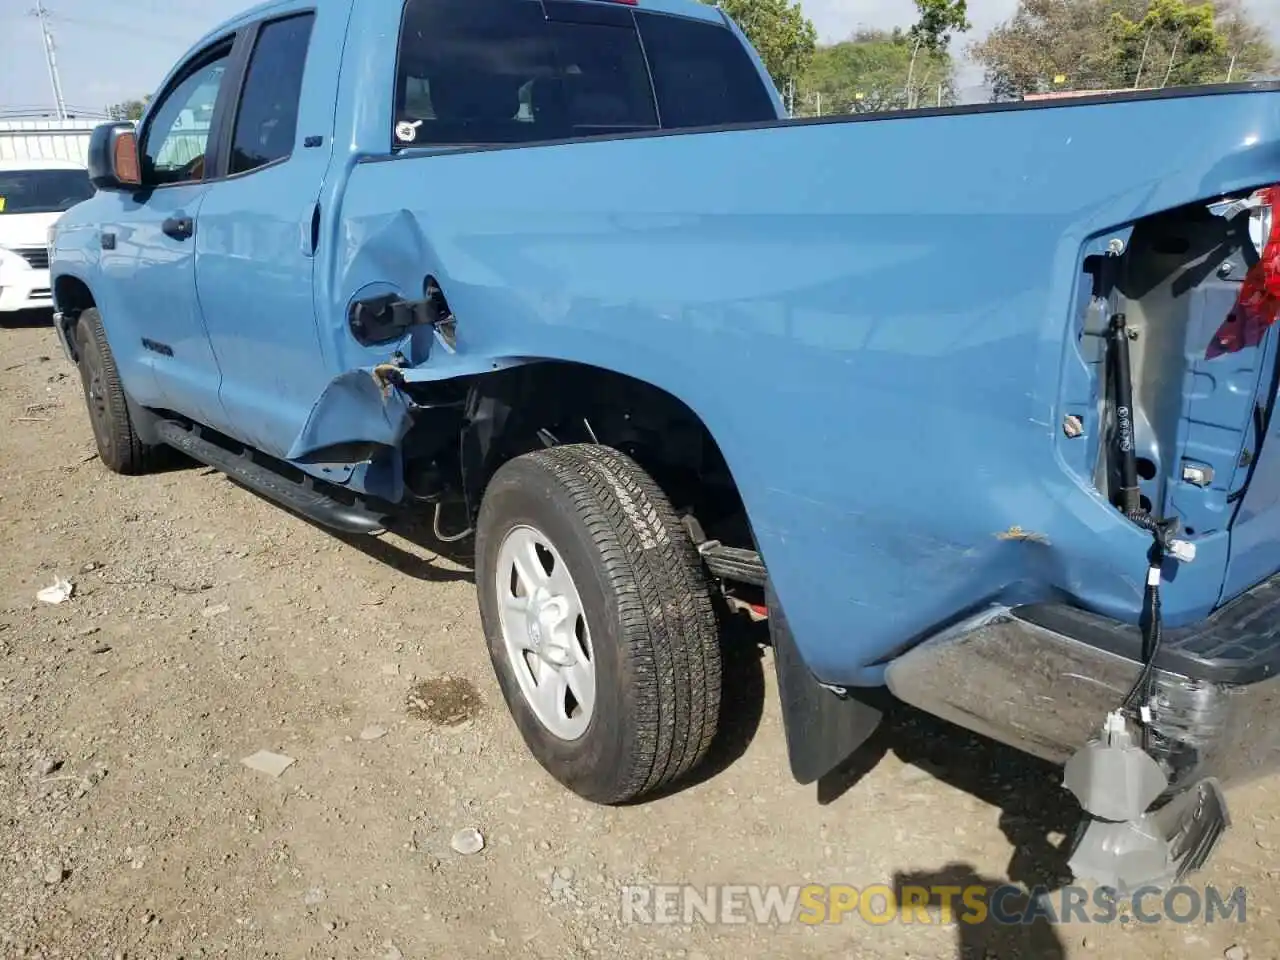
[1107,313,1141,515]
[1104,312,1195,747]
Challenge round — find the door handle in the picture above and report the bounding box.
[162,216,195,241]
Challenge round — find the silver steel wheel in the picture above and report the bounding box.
[494,524,596,741]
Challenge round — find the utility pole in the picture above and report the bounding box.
[32,0,68,120]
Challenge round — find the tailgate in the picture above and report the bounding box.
[1210,187,1280,603]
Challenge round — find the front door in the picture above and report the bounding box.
[100,39,236,430]
[194,9,334,460]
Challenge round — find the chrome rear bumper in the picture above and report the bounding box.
[883,591,1280,890]
[884,602,1280,797]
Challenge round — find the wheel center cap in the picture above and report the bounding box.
[527,594,577,669]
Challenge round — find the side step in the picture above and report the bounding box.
[698,541,767,586]
[156,420,390,535]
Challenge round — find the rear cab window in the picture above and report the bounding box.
[636,10,778,128]
[393,0,778,148]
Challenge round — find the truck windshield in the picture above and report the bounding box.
[394,0,778,147]
[0,168,94,216]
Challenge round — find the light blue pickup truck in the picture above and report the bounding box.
[47,0,1280,893]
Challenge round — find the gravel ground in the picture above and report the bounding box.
[0,313,1277,959]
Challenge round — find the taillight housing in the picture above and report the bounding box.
[1209,185,1280,358]
[1237,184,1280,335]
[1257,185,1279,297]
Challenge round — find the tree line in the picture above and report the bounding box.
[709,0,1276,115]
[107,0,1277,120]
[107,97,150,122]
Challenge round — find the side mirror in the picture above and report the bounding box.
[87,122,142,191]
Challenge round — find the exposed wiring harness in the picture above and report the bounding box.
[1104,313,1196,749]
[1118,511,1189,748]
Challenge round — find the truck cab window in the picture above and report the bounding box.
[230,14,316,175]
[141,51,230,187]
[394,0,658,147]
[635,11,779,128]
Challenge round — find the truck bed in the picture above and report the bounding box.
[319,79,1280,685]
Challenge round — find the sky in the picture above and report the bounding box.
[1,0,1277,115]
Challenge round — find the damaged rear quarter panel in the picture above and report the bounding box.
[319,77,1280,685]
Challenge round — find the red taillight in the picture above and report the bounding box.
[1209,184,1280,358]
[1259,185,1280,298]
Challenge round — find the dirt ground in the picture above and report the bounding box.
[1,313,1277,960]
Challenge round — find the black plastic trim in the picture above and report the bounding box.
[348,292,429,346]
[542,0,634,26]
[155,419,390,535]
[769,579,883,784]
[141,337,175,357]
[1018,568,1280,686]
[204,29,256,183]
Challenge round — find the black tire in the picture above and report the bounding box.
[72,308,157,475]
[476,443,723,804]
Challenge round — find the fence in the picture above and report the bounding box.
[0,117,112,166]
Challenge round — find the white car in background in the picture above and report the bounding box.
[0,159,95,314]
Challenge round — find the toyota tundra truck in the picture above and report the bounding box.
[46,0,1280,894]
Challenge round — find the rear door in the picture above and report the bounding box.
[99,38,237,425]
[194,9,334,460]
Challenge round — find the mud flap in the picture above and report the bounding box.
[768,580,882,784]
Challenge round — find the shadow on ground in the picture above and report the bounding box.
[0,308,55,329]
[820,698,1076,958]
[819,698,1079,893]
[206,472,476,582]
[640,609,770,802]
[894,863,1067,959]
[355,506,477,583]
[186,455,1079,929]
[298,491,1078,911]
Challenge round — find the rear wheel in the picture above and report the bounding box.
[475,443,723,804]
[73,308,157,475]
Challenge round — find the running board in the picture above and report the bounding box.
[155,420,389,535]
[698,541,767,586]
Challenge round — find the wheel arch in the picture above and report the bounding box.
[51,272,98,363]
[450,358,753,549]
[455,365,886,789]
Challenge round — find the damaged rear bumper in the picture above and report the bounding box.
[884,571,1280,885]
